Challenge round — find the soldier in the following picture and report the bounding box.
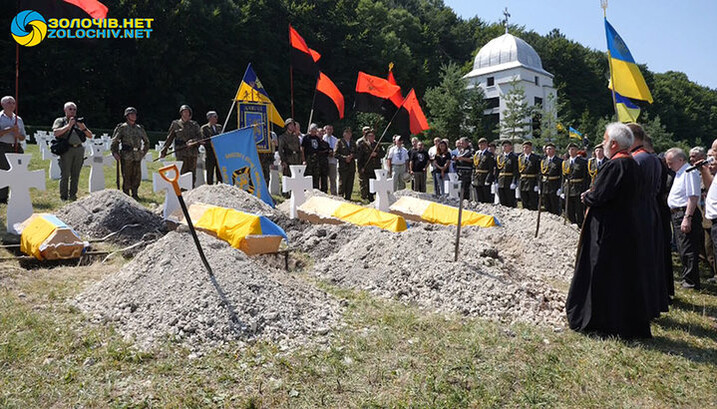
[472,138,495,203]
[335,127,356,200]
[200,111,222,185]
[111,107,150,200]
[454,137,474,199]
[563,142,589,225]
[540,142,563,215]
[356,130,385,201]
[301,123,330,191]
[496,140,519,207]
[518,140,541,210]
[161,105,202,186]
[278,118,302,177]
[587,143,606,187]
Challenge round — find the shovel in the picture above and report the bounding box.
[158,164,213,277]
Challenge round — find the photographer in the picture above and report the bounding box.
[52,101,92,201]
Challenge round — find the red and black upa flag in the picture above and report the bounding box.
[289,24,321,76]
[354,71,402,114]
[20,0,108,19]
[314,72,344,122]
[393,89,430,137]
[386,65,404,108]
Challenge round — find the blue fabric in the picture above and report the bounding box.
[259,215,288,242]
[604,19,635,63]
[242,63,271,99]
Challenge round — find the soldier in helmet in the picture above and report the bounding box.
[111,107,150,200]
[161,105,202,186]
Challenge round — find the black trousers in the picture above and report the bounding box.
[543,192,561,215]
[205,146,222,185]
[567,195,584,225]
[521,189,538,210]
[673,209,703,288]
[474,184,491,203]
[498,187,516,207]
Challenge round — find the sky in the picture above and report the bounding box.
[444,0,717,90]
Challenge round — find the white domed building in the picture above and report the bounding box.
[463,32,556,137]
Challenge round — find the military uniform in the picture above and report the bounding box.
[496,151,519,207]
[111,122,150,198]
[335,137,356,200]
[200,122,223,185]
[356,139,385,201]
[278,130,301,176]
[301,134,330,192]
[587,156,606,187]
[518,152,541,210]
[164,119,202,186]
[563,156,589,225]
[540,155,563,215]
[472,148,496,203]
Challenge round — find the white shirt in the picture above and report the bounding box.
[428,145,438,172]
[705,173,717,220]
[0,112,26,144]
[668,163,701,209]
[387,145,409,165]
[323,134,338,164]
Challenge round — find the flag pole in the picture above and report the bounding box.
[602,0,619,120]
[372,92,409,154]
[306,73,319,134]
[14,41,19,152]
[290,65,295,119]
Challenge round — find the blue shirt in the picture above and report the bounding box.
[0,112,26,144]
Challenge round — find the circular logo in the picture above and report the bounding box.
[11,10,47,47]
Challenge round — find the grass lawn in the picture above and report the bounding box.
[1,144,716,407]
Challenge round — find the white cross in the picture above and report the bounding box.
[153,161,193,221]
[282,165,312,219]
[194,146,206,187]
[269,167,281,195]
[141,151,152,181]
[47,152,61,180]
[83,142,115,193]
[370,169,394,212]
[155,140,165,153]
[0,154,46,234]
[444,173,461,200]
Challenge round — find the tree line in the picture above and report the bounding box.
[1,0,714,150]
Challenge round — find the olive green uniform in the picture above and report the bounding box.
[563,156,589,225]
[472,149,496,203]
[496,151,519,207]
[335,138,356,200]
[356,140,385,201]
[164,119,202,186]
[200,123,223,184]
[540,156,563,215]
[518,153,541,210]
[277,131,301,176]
[52,117,88,201]
[111,122,150,197]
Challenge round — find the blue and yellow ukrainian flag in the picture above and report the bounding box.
[235,63,284,127]
[605,19,653,103]
[568,127,583,140]
[615,91,641,123]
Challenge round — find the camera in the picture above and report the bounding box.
[75,117,85,123]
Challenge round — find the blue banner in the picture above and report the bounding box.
[238,102,271,153]
[212,127,275,207]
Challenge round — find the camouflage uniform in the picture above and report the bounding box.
[111,122,150,198]
[164,119,202,186]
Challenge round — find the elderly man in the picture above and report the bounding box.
[52,101,92,201]
[323,124,339,195]
[428,137,441,195]
[387,135,409,191]
[666,147,703,290]
[567,122,651,339]
[161,105,202,186]
[0,96,26,203]
[111,107,150,200]
[200,111,223,185]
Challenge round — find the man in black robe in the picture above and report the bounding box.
[566,123,651,339]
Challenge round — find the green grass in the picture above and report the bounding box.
[1,144,717,407]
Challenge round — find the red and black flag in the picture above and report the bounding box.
[354,71,402,114]
[20,0,108,19]
[314,72,344,122]
[393,89,430,137]
[386,64,404,108]
[289,24,321,76]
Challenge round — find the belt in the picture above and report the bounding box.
[520,174,538,178]
[545,176,560,180]
[70,143,83,147]
[499,173,513,176]
[671,206,687,214]
[475,170,489,174]
[569,178,585,183]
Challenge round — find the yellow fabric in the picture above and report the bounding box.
[616,102,641,123]
[332,203,407,232]
[20,216,58,260]
[608,59,653,103]
[195,206,263,252]
[421,202,498,228]
[235,82,285,127]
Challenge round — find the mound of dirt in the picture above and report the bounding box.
[73,231,342,352]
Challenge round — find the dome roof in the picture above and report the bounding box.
[473,33,545,73]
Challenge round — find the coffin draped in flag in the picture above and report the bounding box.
[393,89,430,137]
[289,24,321,76]
[354,71,402,115]
[605,19,653,103]
[314,72,344,122]
[234,63,284,128]
[20,0,108,19]
[212,127,274,207]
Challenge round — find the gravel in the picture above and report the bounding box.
[74,231,342,352]
[55,190,165,244]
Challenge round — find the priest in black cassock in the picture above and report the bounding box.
[566,123,652,339]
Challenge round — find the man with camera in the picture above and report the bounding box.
[52,101,92,201]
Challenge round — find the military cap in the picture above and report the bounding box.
[502,139,513,146]
[488,141,497,148]
[477,137,488,144]
[567,142,578,149]
[594,143,604,150]
[124,107,137,117]
[544,142,556,148]
[284,117,296,127]
[522,140,533,146]
[362,126,371,133]
[179,104,192,115]
[206,110,218,119]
